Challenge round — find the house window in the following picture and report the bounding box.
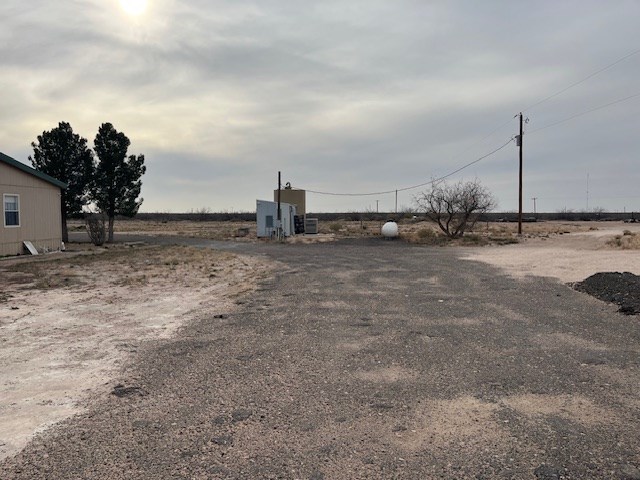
[265,215,274,228]
[4,194,19,227]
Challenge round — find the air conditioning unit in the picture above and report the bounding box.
[304,218,318,234]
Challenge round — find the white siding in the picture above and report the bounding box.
[256,200,296,237]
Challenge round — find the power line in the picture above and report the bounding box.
[292,137,514,197]
[294,186,394,197]
[295,49,640,199]
[527,194,640,200]
[398,137,514,192]
[456,49,640,167]
[440,117,515,167]
[528,91,640,134]
[523,47,640,112]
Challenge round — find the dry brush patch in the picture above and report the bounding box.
[68,218,628,250]
[478,221,593,237]
[607,230,640,249]
[393,220,593,246]
[399,221,522,246]
[68,219,258,241]
[316,220,383,236]
[2,244,261,291]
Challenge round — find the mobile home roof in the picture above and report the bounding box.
[0,151,67,189]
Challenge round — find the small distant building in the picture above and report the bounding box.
[256,200,297,237]
[0,151,66,256]
[274,186,306,216]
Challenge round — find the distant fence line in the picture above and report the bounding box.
[83,211,640,223]
[134,212,256,222]
[478,212,636,222]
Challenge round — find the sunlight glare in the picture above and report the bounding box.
[119,0,148,16]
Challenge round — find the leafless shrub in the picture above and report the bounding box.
[414,179,497,238]
[85,213,107,246]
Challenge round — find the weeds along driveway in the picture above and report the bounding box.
[3,238,640,479]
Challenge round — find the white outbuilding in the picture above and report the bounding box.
[256,200,297,238]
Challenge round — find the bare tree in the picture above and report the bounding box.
[414,179,496,238]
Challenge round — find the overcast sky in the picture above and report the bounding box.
[1,1,639,213]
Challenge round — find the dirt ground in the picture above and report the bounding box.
[461,222,640,282]
[1,219,639,469]
[0,244,271,461]
[2,233,639,479]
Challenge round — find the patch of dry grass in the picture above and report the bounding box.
[475,221,592,236]
[317,220,381,236]
[400,225,448,245]
[607,230,640,249]
[399,222,520,246]
[65,218,601,246]
[67,219,257,241]
[1,245,241,292]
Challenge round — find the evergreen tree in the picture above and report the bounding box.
[30,122,94,242]
[91,123,146,242]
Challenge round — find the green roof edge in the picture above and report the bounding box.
[0,151,68,189]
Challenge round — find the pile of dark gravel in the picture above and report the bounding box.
[574,272,640,315]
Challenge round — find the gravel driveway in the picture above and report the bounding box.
[2,238,639,479]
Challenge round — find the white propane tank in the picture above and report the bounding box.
[381,221,399,238]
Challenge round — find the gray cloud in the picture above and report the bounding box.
[1,0,639,213]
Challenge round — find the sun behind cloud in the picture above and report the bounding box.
[119,0,148,16]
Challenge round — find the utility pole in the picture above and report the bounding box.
[376,200,379,213]
[395,190,398,214]
[586,173,589,212]
[517,113,523,235]
[532,197,537,216]
[277,171,281,232]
